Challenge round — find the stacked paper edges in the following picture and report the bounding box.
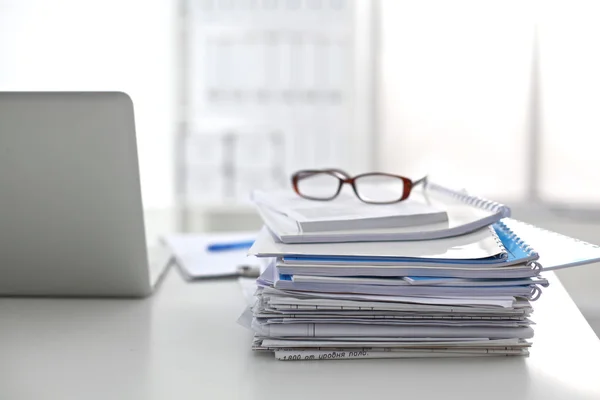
[238,218,557,361]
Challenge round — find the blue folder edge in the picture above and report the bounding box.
[278,273,534,289]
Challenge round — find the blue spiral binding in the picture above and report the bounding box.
[494,219,539,261]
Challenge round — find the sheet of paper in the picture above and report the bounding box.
[262,336,517,342]
[256,310,530,318]
[272,349,528,360]
[238,277,258,305]
[163,232,257,279]
[266,295,516,309]
[259,318,530,327]
[251,319,535,339]
[261,338,526,348]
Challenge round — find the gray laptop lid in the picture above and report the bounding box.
[0,92,152,296]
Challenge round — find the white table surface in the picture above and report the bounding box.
[1,268,600,400]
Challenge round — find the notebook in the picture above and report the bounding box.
[500,218,600,271]
[250,221,535,267]
[274,218,600,278]
[256,181,511,243]
[272,266,547,299]
[275,261,542,279]
[251,188,448,233]
[273,275,541,298]
[292,275,549,288]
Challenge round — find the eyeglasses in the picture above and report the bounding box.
[291,169,428,204]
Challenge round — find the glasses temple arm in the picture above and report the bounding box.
[322,168,351,179]
[413,176,428,187]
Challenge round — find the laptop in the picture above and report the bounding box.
[0,92,171,297]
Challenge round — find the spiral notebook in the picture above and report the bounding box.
[274,218,600,278]
[500,218,600,271]
[256,182,511,243]
[250,220,537,267]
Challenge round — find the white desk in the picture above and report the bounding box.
[1,269,599,400]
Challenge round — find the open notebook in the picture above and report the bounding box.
[256,182,511,243]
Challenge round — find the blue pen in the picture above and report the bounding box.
[206,240,255,252]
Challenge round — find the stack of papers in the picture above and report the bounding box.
[249,283,535,360]
[238,186,600,361]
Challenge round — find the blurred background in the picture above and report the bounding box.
[0,0,598,334]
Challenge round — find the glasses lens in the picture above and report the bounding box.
[354,174,407,203]
[296,172,341,199]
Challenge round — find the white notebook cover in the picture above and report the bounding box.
[257,181,511,243]
[252,188,449,233]
[249,223,505,261]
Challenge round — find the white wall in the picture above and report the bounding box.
[0,0,176,211]
[537,1,600,204]
[377,0,534,200]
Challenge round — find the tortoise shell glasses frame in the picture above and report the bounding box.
[291,168,428,204]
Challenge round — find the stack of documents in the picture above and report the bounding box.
[239,183,600,361]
